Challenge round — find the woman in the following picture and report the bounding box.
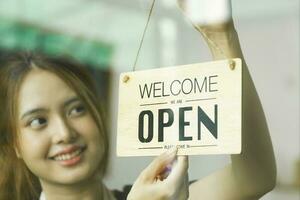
[0,0,276,200]
[0,52,189,200]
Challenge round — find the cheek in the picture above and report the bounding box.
[74,115,101,142]
[17,132,55,181]
[18,131,50,161]
[73,116,104,152]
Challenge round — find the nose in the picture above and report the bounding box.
[52,116,78,144]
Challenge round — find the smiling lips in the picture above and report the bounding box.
[50,145,86,167]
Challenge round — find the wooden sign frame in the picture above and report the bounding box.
[117,59,242,157]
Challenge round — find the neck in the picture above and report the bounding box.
[40,176,111,200]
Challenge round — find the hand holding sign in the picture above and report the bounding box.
[177,0,233,29]
[127,148,189,200]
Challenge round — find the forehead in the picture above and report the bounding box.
[18,69,77,115]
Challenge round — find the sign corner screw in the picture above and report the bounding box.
[229,60,236,70]
[123,75,130,83]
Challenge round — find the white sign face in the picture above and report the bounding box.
[117,59,242,157]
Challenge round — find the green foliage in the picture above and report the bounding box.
[0,19,113,69]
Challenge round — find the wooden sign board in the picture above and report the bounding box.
[117,58,242,157]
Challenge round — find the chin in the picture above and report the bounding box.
[54,163,100,185]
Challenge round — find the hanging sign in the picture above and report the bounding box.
[117,58,242,156]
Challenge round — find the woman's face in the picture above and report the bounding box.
[16,69,104,185]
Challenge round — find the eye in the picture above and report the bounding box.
[28,118,47,129]
[68,105,86,117]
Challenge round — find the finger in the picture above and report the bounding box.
[182,173,190,200]
[172,172,189,200]
[165,156,189,187]
[140,148,177,182]
[157,163,173,181]
[177,0,185,10]
[179,0,232,25]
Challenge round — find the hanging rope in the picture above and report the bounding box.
[132,0,235,72]
[132,0,156,71]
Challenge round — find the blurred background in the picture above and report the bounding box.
[0,0,299,199]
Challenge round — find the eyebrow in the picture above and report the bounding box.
[20,97,81,120]
[21,108,48,120]
[63,97,81,107]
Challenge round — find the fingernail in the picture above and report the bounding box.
[165,147,178,157]
[166,164,173,172]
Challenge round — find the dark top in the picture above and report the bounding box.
[112,181,195,200]
[112,185,132,200]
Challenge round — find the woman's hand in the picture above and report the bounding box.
[127,148,189,200]
[177,0,233,31]
[177,0,239,59]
